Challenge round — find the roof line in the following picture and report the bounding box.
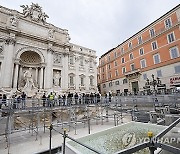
[100,4,180,58]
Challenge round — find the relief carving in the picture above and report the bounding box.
[20,3,49,24]
[54,54,62,64]
[9,15,19,27]
[5,37,16,45]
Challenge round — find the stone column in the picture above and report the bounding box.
[75,57,79,91]
[62,52,69,91]
[1,35,16,88]
[13,63,19,88]
[44,48,53,89]
[35,67,38,85]
[18,66,23,87]
[40,67,44,89]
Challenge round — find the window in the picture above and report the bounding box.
[121,48,124,54]
[174,65,180,74]
[121,57,125,63]
[167,32,175,43]
[108,64,111,69]
[139,48,144,55]
[80,77,84,86]
[102,67,104,72]
[114,51,117,58]
[130,63,135,71]
[69,56,74,64]
[143,74,147,80]
[108,72,112,79]
[70,76,74,86]
[169,46,179,59]
[90,78,93,86]
[149,28,155,37]
[114,61,117,66]
[109,82,113,87]
[157,70,162,77]
[128,42,132,49]
[140,59,146,68]
[115,81,120,85]
[153,53,161,64]
[115,69,119,76]
[138,36,142,44]
[151,41,158,50]
[80,58,84,66]
[165,18,172,28]
[102,74,105,80]
[122,67,126,74]
[123,79,128,84]
[103,84,106,88]
[108,55,111,61]
[101,60,104,65]
[89,61,93,68]
[129,53,134,60]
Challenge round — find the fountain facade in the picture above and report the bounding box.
[0,3,97,97]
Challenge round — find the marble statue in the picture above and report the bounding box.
[23,68,36,90]
[53,71,61,86]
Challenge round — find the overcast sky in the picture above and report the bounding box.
[1,0,180,58]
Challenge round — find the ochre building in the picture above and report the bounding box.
[98,4,180,95]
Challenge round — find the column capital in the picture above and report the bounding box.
[5,37,16,45]
[47,48,54,54]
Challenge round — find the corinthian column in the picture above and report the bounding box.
[1,35,16,88]
[39,67,44,89]
[44,48,53,89]
[62,52,69,91]
[13,63,19,88]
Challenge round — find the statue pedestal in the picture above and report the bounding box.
[23,87,38,98]
[53,86,62,95]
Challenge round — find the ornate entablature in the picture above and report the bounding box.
[20,3,49,24]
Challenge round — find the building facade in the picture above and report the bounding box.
[98,5,180,95]
[0,3,97,97]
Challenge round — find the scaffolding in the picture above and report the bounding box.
[0,94,179,153]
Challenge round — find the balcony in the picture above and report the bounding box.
[68,84,75,90]
[89,85,96,90]
[79,84,86,90]
[125,69,141,79]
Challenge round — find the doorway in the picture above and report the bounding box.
[131,81,139,95]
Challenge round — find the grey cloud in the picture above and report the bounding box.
[1,0,180,58]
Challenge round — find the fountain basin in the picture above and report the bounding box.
[65,122,167,154]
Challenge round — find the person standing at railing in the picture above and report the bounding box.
[54,93,58,106]
[0,93,2,109]
[58,94,62,106]
[90,92,94,104]
[62,94,66,106]
[48,92,54,107]
[42,93,46,107]
[74,93,78,105]
[67,92,72,106]
[109,92,112,104]
[2,94,7,107]
[17,95,21,109]
[97,93,101,104]
[21,92,26,109]
[12,95,17,109]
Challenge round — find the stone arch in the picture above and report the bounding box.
[16,46,45,63]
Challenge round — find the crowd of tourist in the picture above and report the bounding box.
[0,91,113,109]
